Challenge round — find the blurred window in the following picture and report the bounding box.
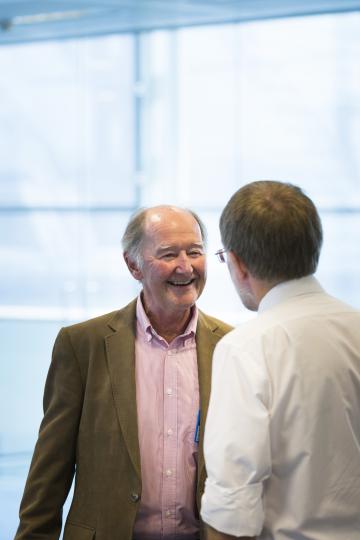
[0,34,137,539]
[139,13,360,318]
[2,11,360,539]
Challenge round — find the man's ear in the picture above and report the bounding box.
[228,251,249,279]
[123,252,143,281]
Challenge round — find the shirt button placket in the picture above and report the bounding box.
[162,347,177,535]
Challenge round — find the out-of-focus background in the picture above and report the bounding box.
[1,1,360,537]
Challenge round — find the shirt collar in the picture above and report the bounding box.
[258,275,324,313]
[136,294,198,342]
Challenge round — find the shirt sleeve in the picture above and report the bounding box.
[201,336,272,537]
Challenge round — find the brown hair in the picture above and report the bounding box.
[220,180,323,281]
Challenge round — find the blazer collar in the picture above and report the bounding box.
[105,300,140,477]
[196,311,224,483]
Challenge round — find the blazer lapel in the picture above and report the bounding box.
[196,311,223,483]
[105,300,141,478]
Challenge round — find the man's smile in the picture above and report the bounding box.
[167,278,196,286]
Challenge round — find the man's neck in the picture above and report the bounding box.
[151,312,192,343]
[249,275,282,310]
[142,300,194,343]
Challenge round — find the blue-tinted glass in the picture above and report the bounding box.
[3,10,360,540]
[0,35,135,207]
[0,320,62,538]
[176,13,360,208]
[0,212,138,314]
[0,34,136,539]
[317,212,360,307]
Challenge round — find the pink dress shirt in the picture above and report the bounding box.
[132,296,200,540]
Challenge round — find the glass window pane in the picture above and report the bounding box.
[317,212,360,307]
[0,35,137,539]
[0,35,135,207]
[176,13,360,208]
[0,211,138,316]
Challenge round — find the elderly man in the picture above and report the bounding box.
[201,181,360,540]
[15,205,232,540]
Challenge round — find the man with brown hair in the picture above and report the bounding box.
[201,181,360,540]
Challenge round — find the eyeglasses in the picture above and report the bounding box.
[215,248,227,263]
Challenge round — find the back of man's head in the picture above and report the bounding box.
[220,180,323,282]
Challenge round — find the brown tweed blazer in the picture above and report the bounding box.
[15,299,232,540]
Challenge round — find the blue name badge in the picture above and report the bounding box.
[194,409,200,444]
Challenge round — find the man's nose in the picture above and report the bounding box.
[175,253,193,273]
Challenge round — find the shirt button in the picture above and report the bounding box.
[130,492,140,502]
[167,428,173,436]
[165,469,172,477]
[165,509,171,517]
[166,388,173,395]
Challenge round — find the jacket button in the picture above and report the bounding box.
[130,492,140,502]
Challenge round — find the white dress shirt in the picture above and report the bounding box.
[201,276,360,539]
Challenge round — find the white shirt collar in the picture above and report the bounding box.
[258,275,324,313]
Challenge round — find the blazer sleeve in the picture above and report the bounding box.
[14,327,85,540]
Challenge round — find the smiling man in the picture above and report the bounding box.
[15,205,232,540]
